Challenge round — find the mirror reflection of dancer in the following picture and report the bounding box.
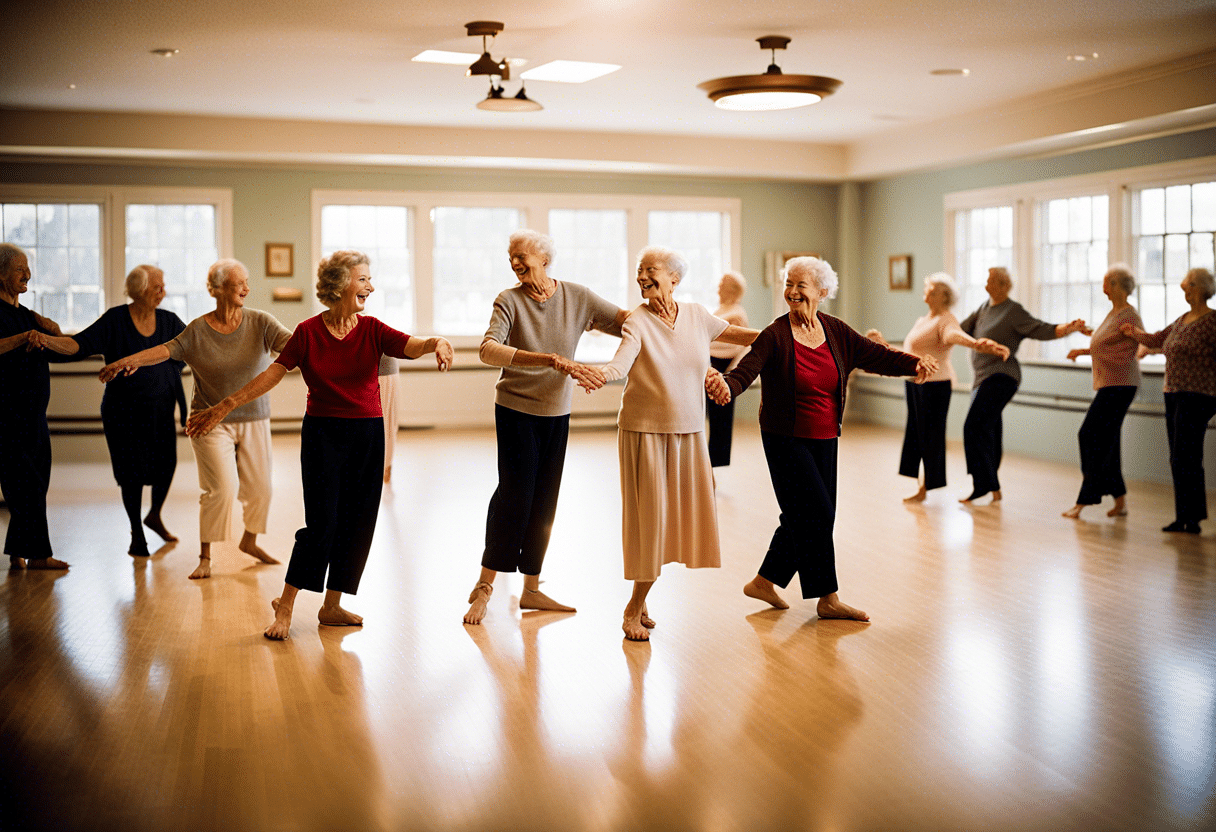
[1061,265,1144,521]
[957,267,1089,504]
[583,246,759,641]
[99,259,292,578]
[464,231,627,625]
[866,272,1008,502]
[707,272,749,468]
[188,251,453,639]
[1122,267,1216,534]
[707,257,937,619]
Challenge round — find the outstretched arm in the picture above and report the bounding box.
[713,325,760,346]
[402,336,454,371]
[186,363,288,437]
[480,338,607,390]
[99,344,172,382]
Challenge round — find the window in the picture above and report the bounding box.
[320,204,415,332]
[431,206,523,335]
[548,208,629,361]
[1,201,102,332]
[647,210,727,305]
[125,203,218,321]
[1132,181,1216,332]
[952,205,1014,317]
[1036,195,1108,361]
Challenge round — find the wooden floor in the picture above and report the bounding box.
[1,422,1214,832]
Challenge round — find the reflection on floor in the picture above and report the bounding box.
[1,423,1213,832]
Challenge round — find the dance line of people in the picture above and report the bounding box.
[2,236,1214,642]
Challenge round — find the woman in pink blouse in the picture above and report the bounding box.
[1122,267,1216,534]
[1062,265,1144,520]
[866,273,1007,502]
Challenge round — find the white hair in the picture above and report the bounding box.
[509,230,556,266]
[125,265,161,299]
[637,245,688,282]
[924,272,958,307]
[784,256,838,300]
[719,271,747,299]
[1104,264,1136,296]
[1187,267,1216,300]
[0,243,26,274]
[207,259,247,296]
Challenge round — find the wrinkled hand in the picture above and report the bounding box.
[556,357,606,391]
[913,354,939,384]
[976,338,1011,360]
[186,405,227,438]
[1066,348,1086,362]
[99,360,138,382]
[1067,318,1092,336]
[705,368,731,405]
[433,338,454,371]
[24,330,49,351]
[864,328,885,344]
[1120,322,1145,340]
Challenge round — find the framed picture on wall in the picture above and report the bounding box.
[265,243,294,277]
[888,254,912,291]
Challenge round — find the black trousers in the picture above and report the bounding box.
[285,415,384,595]
[963,373,1019,495]
[707,356,736,467]
[759,431,839,599]
[1075,385,1137,505]
[1165,391,1216,524]
[0,414,54,559]
[481,405,570,575]
[899,380,952,490]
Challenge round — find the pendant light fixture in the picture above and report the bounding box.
[698,36,841,112]
[464,21,542,111]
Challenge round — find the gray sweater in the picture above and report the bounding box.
[166,308,292,422]
[484,282,622,417]
[959,299,1057,387]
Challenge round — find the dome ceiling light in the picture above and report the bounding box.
[698,36,841,112]
[465,21,542,112]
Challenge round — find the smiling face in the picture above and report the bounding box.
[217,267,250,308]
[637,253,677,300]
[0,253,31,300]
[339,263,374,313]
[139,268,167,308]
[784,267,824,315]
[508,241,548,286]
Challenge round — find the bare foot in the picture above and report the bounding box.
[903,486,927,503]
[463,581,493,625]
[743,576,789,610]
[238,539,279,564]
[520,588,575,613]
[640,604,655,629]
[1108,497,1127,518]
[623,613,650,641]
[9,556,25,570]
[144,514,177,542]
[383,466,392,484]
[817,594,869,622]
[188,557,211,580]
[1062,505,1083,519]
[960,490,1000,505]
[26,557,69,570]
[318,604,363,627]
[264,597,292,640]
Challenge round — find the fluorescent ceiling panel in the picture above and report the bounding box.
[521,60,621,83]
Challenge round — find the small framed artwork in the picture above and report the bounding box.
[888,254,912,291]
[265,243,294,277]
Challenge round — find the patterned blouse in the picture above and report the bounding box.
[1141,309,1216,397]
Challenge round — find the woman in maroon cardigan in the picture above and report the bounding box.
[707,257,936,620]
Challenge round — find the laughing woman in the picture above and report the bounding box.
[187,250,453,639]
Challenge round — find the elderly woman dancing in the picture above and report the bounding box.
[707,256,936,619]
[707,271,750,468]
[1062,265,1145,520]
[187,251,453,639]
[99,259,292,578]
[1122,267,1216,534]
[0,243,72,570]
[957,267,1089,504]
[867,272,1008,502]
[583,246,758,641]
[41,264,187,557]
[464,230,626,625]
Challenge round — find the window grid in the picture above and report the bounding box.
[125,203,218,322]
[1037,195,1109,361]
[320,205,415,332]
[548,208,629,362]
[1133,181,1216,333]
[431,207,524,336]
[953,205,1014,316]
[1,201,103,332]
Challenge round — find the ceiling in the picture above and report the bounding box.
[3,0,1216,179]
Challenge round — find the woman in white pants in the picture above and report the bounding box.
[100,259,292,578]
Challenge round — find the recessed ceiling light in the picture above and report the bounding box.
[521,60,620,84]
[411,51,528,68]
[150,48,180,58]
[1067,53,1100,61]
[67,84,77,89]
[929,68,969,76]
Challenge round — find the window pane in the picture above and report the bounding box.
[549,208,629,361]
[37,204,68,247]
[1194,182,1216,232]
[1139,188,1165,235]
[1165,185,1192,234]
[2,201,104,332]
[648,210,726,307]
[321,204,414,332]
[69,204,100,246]
[1163,234,1189,282]
[126,203,217,322]
[1068,197,1091,244]
[431,206,519,335]
[1047,200,1068,245]
[1190,232,1214,273]
[1137,235,1163,284]
[4,204,36,246]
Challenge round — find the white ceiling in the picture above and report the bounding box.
[3,0,1216,177]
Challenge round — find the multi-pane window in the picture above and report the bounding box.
[431,207,523,335]
[125,203,218,321]
[320,205,414,332]
[548,208,629,361]
[1133,181,1216,332]
[953,205,1013,315]
[648,210,726,306]
[1,201,102,332]
[1037,195,1109,361]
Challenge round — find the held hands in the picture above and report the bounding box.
[432,338,454,371]
[554,355,607,391]
[24,330,49,351]
[975,338,1011,360]
[705,368,731,405]
[1065,318,1092,336]
[913,355,939,384]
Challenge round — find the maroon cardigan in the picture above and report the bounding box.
[723,312,920,437]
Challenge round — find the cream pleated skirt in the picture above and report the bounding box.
[618,429,721,582]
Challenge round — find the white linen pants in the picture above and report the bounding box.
[191,418,272,543]
[379,371,399,474]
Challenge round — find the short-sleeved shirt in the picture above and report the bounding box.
[166,308,292,422]
[1088,306,1143,390]
[72,305,186,403]
[274,314,411,418]
[484,281,622,417]
[604,302,729,434]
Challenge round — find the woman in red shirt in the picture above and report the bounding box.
[707,257,935,620]
[187,250,453,639]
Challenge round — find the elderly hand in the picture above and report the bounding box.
[433,338,454,372]
[705,368,731,405]
[186,404,229,438]
[99,360,138,382]
[1066,348,1086,362]
[1069,318,1092,336]
[24,330,49,351]
[976,338,1011,360]
[560,359,607,391]
[864,328,887,345]
[913,355,939,384]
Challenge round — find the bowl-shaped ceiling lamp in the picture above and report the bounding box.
[698,36,841,111]
[477,80,543,112]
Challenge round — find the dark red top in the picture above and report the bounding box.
[792,339,840,439]
[275,314,411,418]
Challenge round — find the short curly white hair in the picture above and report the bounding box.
[637,245,689,283]
[508,230,556,266]
[206,259,247,296]
[924,272,958,307]
[784,256,838,300]
[125,265,163,300]
[316,250,369,307]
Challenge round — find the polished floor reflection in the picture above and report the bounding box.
[1,423,1213,832]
